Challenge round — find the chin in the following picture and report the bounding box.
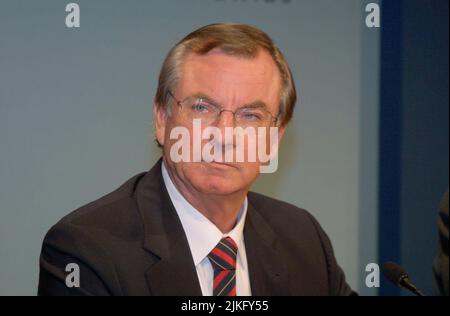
[194,175,242,195]
[184,166,243,195]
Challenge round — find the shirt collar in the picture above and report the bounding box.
[161,161,248,266]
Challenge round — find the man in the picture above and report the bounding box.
[38,23,355,296]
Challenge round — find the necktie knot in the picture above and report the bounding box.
[207,236,238,271]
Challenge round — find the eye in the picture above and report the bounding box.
[240,111,263,121]
[191,100,211,113]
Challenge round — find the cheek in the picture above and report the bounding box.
[163,121,195,159]
[239,161,261,179]
[164,121,179,144]
[237,129,275,165]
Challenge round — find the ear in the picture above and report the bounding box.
[277,125,286,145]
[154,103,167,146]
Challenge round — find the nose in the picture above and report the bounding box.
[210,110,236,148]
[214,110,235,129]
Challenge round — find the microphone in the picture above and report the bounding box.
[383,262,425,296]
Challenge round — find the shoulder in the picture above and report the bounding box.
[38,171,158,295]
[247,191,323,235]
[247,191,356,296]
[247,191,334,273]
[43,172,148,249]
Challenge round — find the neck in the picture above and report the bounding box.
[163,162,247,233]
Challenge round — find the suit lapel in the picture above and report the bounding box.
[136,160,202,296]
[135,159,289,296]
[244,200,290,296]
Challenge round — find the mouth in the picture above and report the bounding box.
[201,160,238,169]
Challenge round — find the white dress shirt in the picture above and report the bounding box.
[161,162,252,296]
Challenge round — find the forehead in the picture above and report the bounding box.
[178,49,281,109]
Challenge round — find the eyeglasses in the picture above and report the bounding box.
[167,91,280,128]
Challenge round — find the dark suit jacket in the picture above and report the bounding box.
[38,159,355,296]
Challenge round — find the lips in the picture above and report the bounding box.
[202,160,238,169]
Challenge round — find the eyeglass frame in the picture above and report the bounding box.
[166,91,280,127]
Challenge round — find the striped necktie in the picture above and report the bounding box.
[207,236,238,296]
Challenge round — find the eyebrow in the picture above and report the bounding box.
[189,92,269,110]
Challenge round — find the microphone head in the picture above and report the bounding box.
[383,261,408,286]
